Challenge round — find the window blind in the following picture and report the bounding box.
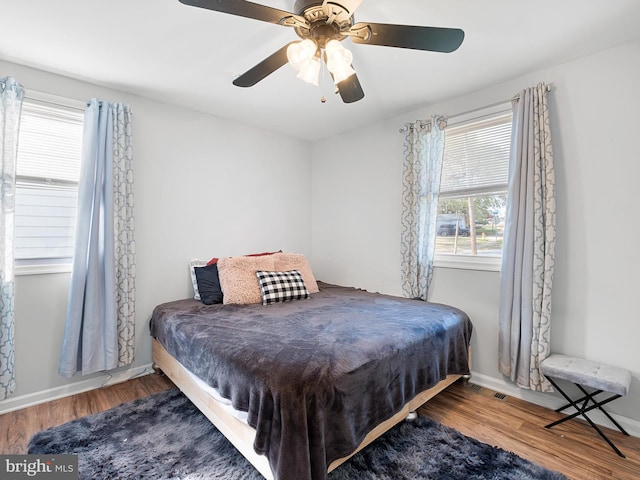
[16,99,83,183]
[15,98,84,262]
[440,111,512,198]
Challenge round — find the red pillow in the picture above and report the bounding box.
[206,250,281,266]
[246,250,282,257]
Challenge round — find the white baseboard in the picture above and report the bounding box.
[469,370,640,439]
[0,364,154,415]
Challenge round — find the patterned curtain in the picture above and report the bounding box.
[0,78,24,399]
[59,99,135,377]
[400,115,447,300]
[498,82,556,391]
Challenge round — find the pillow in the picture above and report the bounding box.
[189,259,209,300]
[217,255,277,305]
[273,252,319,293]
[194,263,223,305]
[256,270,310,305]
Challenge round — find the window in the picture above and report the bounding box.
[435,105,513,270]
[15,93,84,274]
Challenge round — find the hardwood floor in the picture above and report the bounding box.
[1,374,638,479]
[419,380,640,480]
[0,373,174,455]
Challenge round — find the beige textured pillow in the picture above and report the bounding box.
[217,255,277,305]
[273,252,319,293]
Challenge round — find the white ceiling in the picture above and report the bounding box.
[1,0,639,142]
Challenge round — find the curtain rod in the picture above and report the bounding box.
[511,83,552,102]
[451,83,552,121]
[25,89,134,114]
[449,84,552,124]
[400,83,552,133]
[24,90,85,112]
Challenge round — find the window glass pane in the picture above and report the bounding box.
[15,97,83,263]
[435,106,512,259]
[435,193,507,256]
[14,184,78,261]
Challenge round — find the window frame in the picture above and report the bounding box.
[15,90,85,276]
[434,102,512,272]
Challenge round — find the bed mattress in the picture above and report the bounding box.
[150,282,472,480]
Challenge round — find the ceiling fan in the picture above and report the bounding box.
[178,0,465,103]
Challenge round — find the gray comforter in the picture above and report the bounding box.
[150,282,472,480]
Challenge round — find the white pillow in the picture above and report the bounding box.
[189,259,209,300]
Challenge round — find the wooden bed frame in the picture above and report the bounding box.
[152,338,467,479]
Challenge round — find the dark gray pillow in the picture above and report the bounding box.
[194,263,223,305]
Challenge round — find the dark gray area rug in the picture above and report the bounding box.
[28,388,567,480]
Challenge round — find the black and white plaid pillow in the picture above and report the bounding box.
[256,270,310,305]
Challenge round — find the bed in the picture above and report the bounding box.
[150,279,472,480]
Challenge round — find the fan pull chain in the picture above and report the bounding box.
[320,56,327,104]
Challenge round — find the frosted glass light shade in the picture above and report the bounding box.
[324,39,342,57]
[325,39,356,84]
[296,56,321,86]
[287,39,318,71]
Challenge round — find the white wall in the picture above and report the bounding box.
[3,40,639,435]
[1,60,312,410]
[311,40,640,430]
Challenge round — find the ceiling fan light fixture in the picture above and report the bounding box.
[180,0,466,104]
[325,39,356,84]
[324,39,343,56]
[296,55,321,86]
[286,39,318,71]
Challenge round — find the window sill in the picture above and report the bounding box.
[15,263,72,276]
[434,254,502,272]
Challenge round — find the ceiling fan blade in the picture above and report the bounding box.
[350,23,465,53]
[178,0,305,26]
[233,43,295,87]
[336,73,364,103]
